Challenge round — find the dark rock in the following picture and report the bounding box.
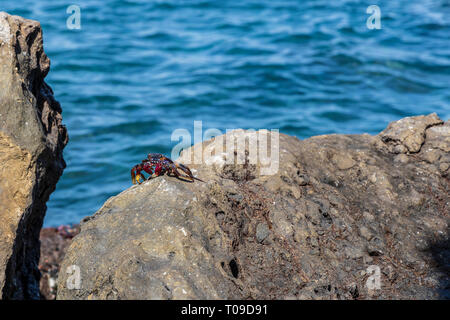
[0,12,68,299]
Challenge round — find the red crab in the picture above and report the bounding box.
[131,153,203,184]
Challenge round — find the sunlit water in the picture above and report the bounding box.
[2,0,449,226]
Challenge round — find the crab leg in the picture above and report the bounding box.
[174,162,204,182]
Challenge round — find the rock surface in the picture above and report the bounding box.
[57,114,448,300]
[0,12,68,299]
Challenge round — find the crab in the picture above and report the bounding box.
[131,153,203,184]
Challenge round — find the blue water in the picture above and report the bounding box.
[2,0,449,226]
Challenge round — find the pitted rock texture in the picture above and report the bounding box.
[0,12,68,299]
[57,114,448,300]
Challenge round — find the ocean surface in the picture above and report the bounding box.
[2,0,449,226]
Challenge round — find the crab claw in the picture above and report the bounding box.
[131,164,143,184]
[132,162,155,184]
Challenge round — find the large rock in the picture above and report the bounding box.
[0,12,68,299]
[57,114,448,300]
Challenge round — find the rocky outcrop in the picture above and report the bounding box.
[57,114,448,300]
[0,12,68,299]
[39,225,80,300]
